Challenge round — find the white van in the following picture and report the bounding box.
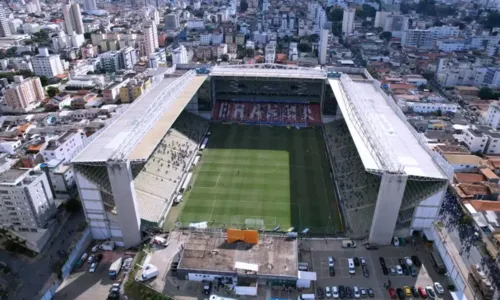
[298,294,315,300]
[325,286,332,298]
[348,258,356,274]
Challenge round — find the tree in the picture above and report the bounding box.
[479,87,500,99]
[39,76,49,86]
[221,54,229,62]
[379,31,392,42]
[328,8,343,22]
[239,0,248,12]
[422,71,435,81]
[297,43,312,53]
[47,86,60,97]
[65,198,82,213]
[484,11,500,29]
[244,48,254,57]
[308,34,319,43]
[356,4,376,20]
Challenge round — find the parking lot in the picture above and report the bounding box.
[54,244,136,300]
[301,239,453,299]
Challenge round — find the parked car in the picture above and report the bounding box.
[388,288,397,299]
[354,257,360,267]
[342,240,357,248]
[403,286,412,297]
[325,286,332,298]
[393,236,400,247]
[405,257,413,266]
[362,265,369,277]
[426,286,436,299]
[379,257,386,267]
[410,266,417,277]
[360,257,367,266]
[332,286,339,299]
[382,266,389,275]
[360,288,367,298]
[317,287,325,299]
[338,286,345,298]
[411,286,419,297]
[390,266,397,276]
[87,254,95,264]
[89,262,97,273]
[329,266,335,277]
[418,286,428,298]
[434,282,444,295]
[367,288,375,298]
[346,286,353,298]
[203,281,212,295]
[353,286,360,298]
[396,288,406,300]
[396,265,403,275]
[401,264,409,276]
[81,253,88,261]
[411,255,422,267]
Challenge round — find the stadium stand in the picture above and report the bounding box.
[324,120,381,238]
[133,112,209,222]
[213,101,322,126]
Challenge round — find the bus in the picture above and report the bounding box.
[429,251,446,274]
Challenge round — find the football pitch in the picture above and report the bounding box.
[171,123,343,234]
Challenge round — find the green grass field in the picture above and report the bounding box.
[168,123,343,233]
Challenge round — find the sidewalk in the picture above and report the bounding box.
[435,226,478,300]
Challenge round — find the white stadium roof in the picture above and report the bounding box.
[330,77,448,179]
[211,63,326,79]
[73,71,207,164]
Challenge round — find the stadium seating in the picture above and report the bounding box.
[324,120,381,239]
[134,112,209,205]
[213,101,322,126]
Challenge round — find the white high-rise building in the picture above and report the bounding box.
[83,0,97,10]
[63,1,84,35]
[0,168,57,252]
[319,22,331,65]
[374,11,391,28]
[31,48,64,77]
[33,0,41,12]
[173,45,188,64]
[152,9,160,26]
[265,43,276,63]
[0,6,11,37]
[142,20,159,56]
[487,102,500,130]
[342,8,355,36]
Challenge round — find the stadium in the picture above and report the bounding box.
[72,64,453,247]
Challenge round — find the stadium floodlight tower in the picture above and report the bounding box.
[72,70,208,247]
[328,69,454,245]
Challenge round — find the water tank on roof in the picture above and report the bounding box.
[46,116,57,125]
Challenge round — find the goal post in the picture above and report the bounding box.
[229,215,276,230]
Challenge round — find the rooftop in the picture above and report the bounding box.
[454,173,486,184]
[178,233,298,278]
[444,154,484,166]
[330,77,448,179]
[0,169,28,184]
[72,72,206,164]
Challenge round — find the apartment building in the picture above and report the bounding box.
[0,6,11,37]
[165,13,180,30]
[461,126,500,155]
[62,1,84,35]
[41,159,76,200]
[0,168,57,252]
[141,20,159,56]
[2,76,44,112]
[265,43,276,63]
[487,102,500,130]
[120,47,138,70]
[99,51,120,73]
[31,48,64,78]
[383,15,409,37]
[40,130,86,163]
[401,30,434,49]
[406,102,458,114]
[119,76,152,103]
[342,8,355,35]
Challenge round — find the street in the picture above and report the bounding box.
[0,211,85,300]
